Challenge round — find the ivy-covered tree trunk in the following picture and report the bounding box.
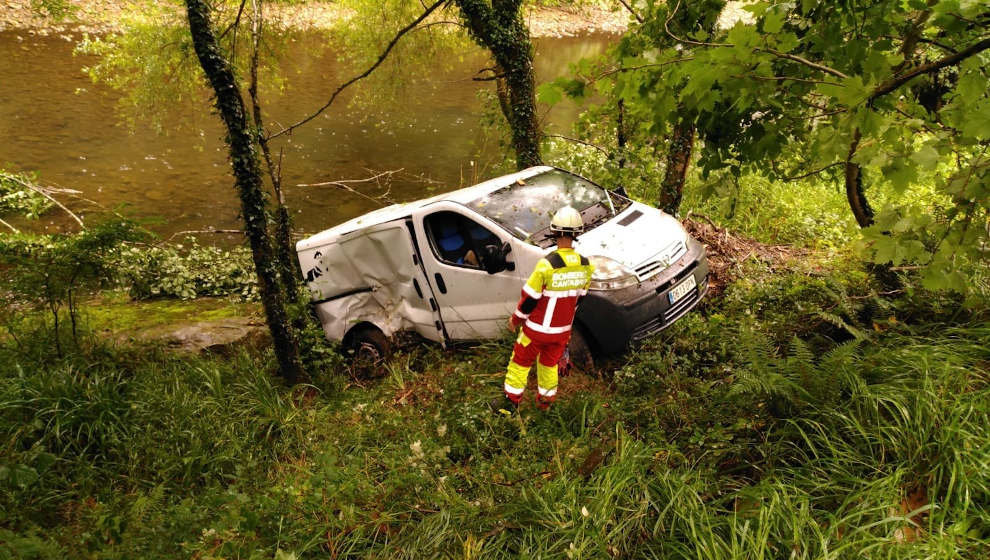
[185,0,305,384]
[456,0,542,170]
[659,121,695,215]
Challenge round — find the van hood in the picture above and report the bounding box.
[575,202,688,271]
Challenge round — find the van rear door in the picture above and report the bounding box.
[306,220,444,343]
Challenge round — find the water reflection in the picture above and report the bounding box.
[0,29,613,237]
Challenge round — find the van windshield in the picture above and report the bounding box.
[468,170,631,247]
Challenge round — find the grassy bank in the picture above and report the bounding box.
[2,252,988,558]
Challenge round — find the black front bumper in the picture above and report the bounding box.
[576,237,709,355]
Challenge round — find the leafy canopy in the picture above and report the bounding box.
[545,0,990,295]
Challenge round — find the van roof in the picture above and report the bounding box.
[297,166,553,251]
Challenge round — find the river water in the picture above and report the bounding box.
[0,29,613,238]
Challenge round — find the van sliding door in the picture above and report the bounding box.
[412,203,524,340]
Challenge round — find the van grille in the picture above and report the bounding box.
[635,240,686,281]
[630,275,704,342]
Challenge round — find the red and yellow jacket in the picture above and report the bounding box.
[512,248,595,342]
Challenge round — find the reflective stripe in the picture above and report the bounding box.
[538,386,557,397]
[542,296,558,328]
[504,382,524,395]
[525,320,571,334]
[542,288,586,297]
[522,284,542,299]
[513,309,529,320]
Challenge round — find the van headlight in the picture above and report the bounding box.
[587,255,638,290]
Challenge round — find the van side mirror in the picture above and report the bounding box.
[481,242,514,274]
[613,186,629,198]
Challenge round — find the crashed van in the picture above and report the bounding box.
[297,166,709,365]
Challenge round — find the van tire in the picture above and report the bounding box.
[344,325,391,379]
[568,327,595,374]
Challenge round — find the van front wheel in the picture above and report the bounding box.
[344,325,391,379]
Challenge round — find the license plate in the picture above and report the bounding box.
[668,275,697,304]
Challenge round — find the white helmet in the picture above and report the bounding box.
[550,205,583,235]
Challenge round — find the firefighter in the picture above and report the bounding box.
[493,205,595,413]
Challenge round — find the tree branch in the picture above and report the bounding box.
[664,0,732,48]
[297,169,402,206]
[663,0,849,79]
[592,57,695,82]
[870,37,990,102]
[756,47,850,79]
[268,0,447,141]
[544,134,611,157]
[617,0,644,24]
[736,73,843,86]
[781,161,844,181]
[164,229,244,242]
[0,171,85,229]
[0,217,19,233]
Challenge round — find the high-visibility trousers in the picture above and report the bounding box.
[503,328,567,405]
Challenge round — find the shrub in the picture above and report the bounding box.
[112,239,258,300]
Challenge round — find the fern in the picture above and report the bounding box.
[816,311,869,341]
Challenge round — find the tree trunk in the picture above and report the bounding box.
[456,0,542,170]
[845,130,875,228]
[653,0,724,215]
[616,98,626,169]
[185,0,305,383]
[659,121,695,215]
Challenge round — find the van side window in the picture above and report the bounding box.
[425,211,499,269]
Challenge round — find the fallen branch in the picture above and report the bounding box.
[164,229,245,242]
[684,209,722,230]
[0,217,20,233]
[297,169,402,206]
[0,171,85,229]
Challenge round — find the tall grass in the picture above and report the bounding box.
[4,311,986,558]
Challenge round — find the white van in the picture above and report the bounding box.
[297,166,709,366]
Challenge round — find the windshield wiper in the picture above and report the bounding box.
[603,187,616,215]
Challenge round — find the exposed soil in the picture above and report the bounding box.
[682,213,809,299]
[0,0,628,37]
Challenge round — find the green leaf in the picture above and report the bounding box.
[872,236,897,264]
[960,99,990,141]
[910,145,940,171]
[763,9,785,34]
[536,82,562,105]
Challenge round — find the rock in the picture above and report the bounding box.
[137,317,272,356]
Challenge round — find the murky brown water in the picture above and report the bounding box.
[0,29,613,238]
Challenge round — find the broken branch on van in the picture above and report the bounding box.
[267,0,447,141]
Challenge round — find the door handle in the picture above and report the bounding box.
[434,273,447,294]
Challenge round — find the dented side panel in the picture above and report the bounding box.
[298,221,441,342]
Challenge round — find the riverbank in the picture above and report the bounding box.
[0,0,627,37]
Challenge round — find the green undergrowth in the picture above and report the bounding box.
[2,257,988,558]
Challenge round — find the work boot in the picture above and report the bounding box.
[535,393,555,411]
[490,395,518,416]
